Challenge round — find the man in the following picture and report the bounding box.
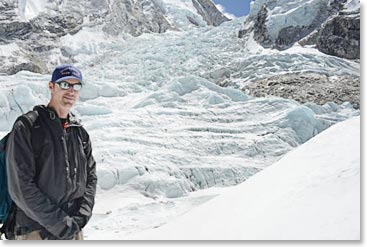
[5,64,97,240]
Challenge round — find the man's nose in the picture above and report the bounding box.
[68,86,75,94]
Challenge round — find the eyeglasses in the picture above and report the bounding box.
[54,81,83,91]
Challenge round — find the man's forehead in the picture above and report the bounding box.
[63,78,81,84]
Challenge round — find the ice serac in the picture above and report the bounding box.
[238,0,360,59]
[192,0,229,26]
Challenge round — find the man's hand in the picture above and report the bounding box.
[73,215,87,229]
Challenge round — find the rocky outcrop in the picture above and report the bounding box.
[32,12,84,36]
[0,1,30,44]
[192,0,229,26]
[8,62,44,75]
[274,0,332,50]
[0,0,17,21]
[0,21,32,44]
[238,0,360,59]
[239,0,335,49]
[242,73,360,109]
[316,13,360,59]
[276,25,318,50]
[245,5,273,47]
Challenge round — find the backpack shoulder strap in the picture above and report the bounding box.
[16,110,39,130]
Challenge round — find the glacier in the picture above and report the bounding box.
[0,0,360,240]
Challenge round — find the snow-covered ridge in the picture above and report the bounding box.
[248,0,360,41]
[249,0,326,40]
[134,116,360,240]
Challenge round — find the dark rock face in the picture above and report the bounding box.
[238,0,360,59]
[0,21,32,44]
[9,62,43,75]
[242,73,360,109]
[31,12,84,36]
[252,5,273,47]
[192,0,229,26]
[276,25,316,50]
[0,0,88,75]
[0,1,31,44]
[0,0,17,21]
[316,14,360,59]
[248,0,332,50]
[274,0,331,50]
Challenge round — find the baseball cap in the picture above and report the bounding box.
[51,64,83,83]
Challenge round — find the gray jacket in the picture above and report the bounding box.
[6,105,97,240]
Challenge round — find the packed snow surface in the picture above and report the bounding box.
[134,116,360,240]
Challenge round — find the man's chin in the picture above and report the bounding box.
[62,100,75,107]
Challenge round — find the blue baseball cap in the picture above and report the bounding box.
[51,64,83,83]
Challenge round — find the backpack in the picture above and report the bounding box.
[0,110,39,239]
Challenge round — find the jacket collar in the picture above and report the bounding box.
[34,105,82,126]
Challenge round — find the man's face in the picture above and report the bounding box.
[49,78,81,107]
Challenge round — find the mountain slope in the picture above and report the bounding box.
[0,0,228,75]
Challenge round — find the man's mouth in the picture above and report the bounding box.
[64,96,75,101]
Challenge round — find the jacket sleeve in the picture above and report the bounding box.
[73,131,97,228]
[6,120,80,240]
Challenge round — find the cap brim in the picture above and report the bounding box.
[55,76,83,84]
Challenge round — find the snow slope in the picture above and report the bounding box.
[134,116,360,240]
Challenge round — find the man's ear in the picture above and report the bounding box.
[48,82,53,90]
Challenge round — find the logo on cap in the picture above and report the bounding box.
[51,64,83,83]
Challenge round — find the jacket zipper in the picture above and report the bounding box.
[64,125,82,188]
[48,108,82,198]
[61,132,72,193]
